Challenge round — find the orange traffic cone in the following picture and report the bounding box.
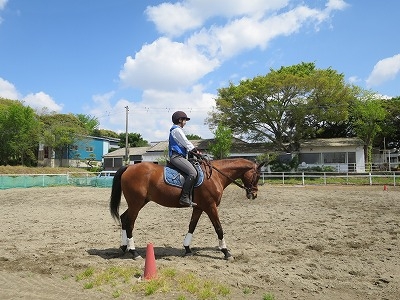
[383,185,388,191]
[143,243,157,280]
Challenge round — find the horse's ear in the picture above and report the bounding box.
[257,161,267,171]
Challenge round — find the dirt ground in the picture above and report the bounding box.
[0,184,399,300]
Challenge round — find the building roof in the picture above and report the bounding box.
[300,137,364,148]
[103,146,151,157]
[103,138,365,158]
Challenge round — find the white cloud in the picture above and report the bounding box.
[119,37,219,91]
[146,0,290,37]
[0,0,8,10]
[348,76,360,84]
[366,54,400,87]
[23,92,63,113]
[89,87,216,142]
[0,0,8,24]
[326,0,348,11]
[115,0,350,141]
[0,77,63,113]
[0,77,20,100]
[122,1,346,92]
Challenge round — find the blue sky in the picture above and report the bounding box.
[1,0,399,142]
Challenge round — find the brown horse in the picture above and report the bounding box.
[109,157,265,260]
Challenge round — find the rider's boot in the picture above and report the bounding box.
[180,175,197,207]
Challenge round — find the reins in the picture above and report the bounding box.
[194,153,256,194]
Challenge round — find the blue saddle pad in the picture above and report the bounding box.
[164,163,204,188]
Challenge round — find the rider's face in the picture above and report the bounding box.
[180,119,187,127]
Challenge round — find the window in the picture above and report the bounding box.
[86,146,93,152]
[70,145,78,150]
[323,152,346,163]
[299,153,320,164]
[44,146,49,159]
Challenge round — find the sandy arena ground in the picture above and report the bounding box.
[0,184,399,299]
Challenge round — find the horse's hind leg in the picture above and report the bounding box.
[119,210,129,252]
[120,209,142,260]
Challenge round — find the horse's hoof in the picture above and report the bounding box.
[129,249,143,260]
[221,248,234,261]
[120,245,127,253]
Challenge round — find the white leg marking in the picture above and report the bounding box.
[218,238,227,249]
[127,237,135,251]
[183,233,193,247]
[121,229,128,246]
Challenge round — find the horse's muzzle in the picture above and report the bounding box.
[247,192,257,200]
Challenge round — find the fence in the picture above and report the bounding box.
[260,171,399,186]
[1,171,399,190]
[0,172,113,190]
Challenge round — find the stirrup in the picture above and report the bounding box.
[179,198,197,207]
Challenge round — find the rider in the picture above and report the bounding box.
[169,111,199,207]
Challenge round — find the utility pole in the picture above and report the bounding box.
[125,106,129,165]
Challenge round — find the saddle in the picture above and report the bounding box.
[163,161,204,188]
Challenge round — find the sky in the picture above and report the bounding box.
[1,0,399,143]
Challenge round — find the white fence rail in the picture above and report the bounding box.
[260,172,399,186]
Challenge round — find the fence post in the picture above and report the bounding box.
[394,172,396,187]
[324,172,326,185]
[302,172,305,186]
[369,172,372,185]
[282,172,285,185]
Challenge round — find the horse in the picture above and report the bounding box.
[109,157,265,260]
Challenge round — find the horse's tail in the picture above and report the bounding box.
[110,165,128,222]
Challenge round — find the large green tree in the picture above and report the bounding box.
[40,114,88,166]
[350,89,387,168]
[208,62,355,152]
[378,96,400,149]
[118,132,149,147]
[0,100,41,165]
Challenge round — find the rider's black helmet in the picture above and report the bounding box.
[172,111,190,124]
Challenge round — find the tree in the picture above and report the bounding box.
[350,89,386,169]
[75,114,100,134]
[208,62,355,152]
[208,124,232,159]
[0,100,40,166]
[92,128,119,138]
[118,132,149,148]
[186,134,202,140]
[40,114,88,166]
[378,96,400,149]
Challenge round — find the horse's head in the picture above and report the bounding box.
[243,161,266,200]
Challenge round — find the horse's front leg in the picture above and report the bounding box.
[183,207,203,256]
[206,205,233,261]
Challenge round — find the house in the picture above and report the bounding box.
[103,138,272,170]
[38,136,120,168]
[372,148,399,171]
[103,146,151,171]
[298,137,365,172]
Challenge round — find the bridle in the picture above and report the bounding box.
[199,156,261,196]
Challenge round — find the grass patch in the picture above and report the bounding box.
[263,292,276,300]
[74,266,231,299]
